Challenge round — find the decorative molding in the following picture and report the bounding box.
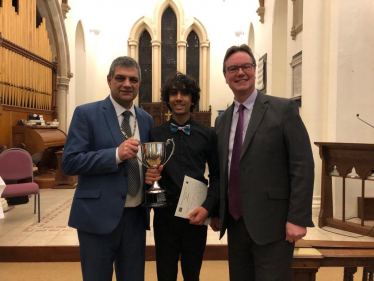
[256,0,265,23]
[57,77,71,91]
[291,0,303,40]
[256,7,265,23]
[151,40,162,47]
[256,53,267,93]
[61,3,71,19]
[290,51,302,100]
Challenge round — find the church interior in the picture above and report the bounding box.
[0,0,374,280]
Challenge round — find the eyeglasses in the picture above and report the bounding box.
[226,63,256,74]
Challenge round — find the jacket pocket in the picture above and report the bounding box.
[75,188,102,199]
[267,187,290,200]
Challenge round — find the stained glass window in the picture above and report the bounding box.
[161,7,177,85]
[138,30,152,104]
[187,31,200,110]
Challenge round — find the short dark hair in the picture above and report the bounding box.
[108,56,141,80]
[223,44,256,73]
[161,72,200,113]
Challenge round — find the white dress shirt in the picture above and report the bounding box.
[228,89,258,179]
[110,95,143,207]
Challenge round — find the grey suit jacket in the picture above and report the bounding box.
[215,91,314,245]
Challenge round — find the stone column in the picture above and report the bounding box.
[177,40,187,73]
[128,40,138,60]
[151,40,162,102]
[200,41,210,111]
[301,0,328,213]
[57,76,70,133]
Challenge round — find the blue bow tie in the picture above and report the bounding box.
[170,123,191,135]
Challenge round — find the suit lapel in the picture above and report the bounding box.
[219,104,234,176]
[102,96,123,146]
[240,92,268,159]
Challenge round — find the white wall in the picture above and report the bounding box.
[62,0,374,216]
[335,0,374,143]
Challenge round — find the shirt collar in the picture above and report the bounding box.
[109,94,136,117]
[169,116,193,127]
[233,89,258,112]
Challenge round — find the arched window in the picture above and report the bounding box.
[128,0,210,110]
[186,31,200,110]
[138,30,152,104]
[161,7,177,85]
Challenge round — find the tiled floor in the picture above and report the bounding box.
[0,188,373,246]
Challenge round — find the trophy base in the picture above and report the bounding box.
[142,189,169,208]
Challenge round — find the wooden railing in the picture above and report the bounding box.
[314,142,374,238]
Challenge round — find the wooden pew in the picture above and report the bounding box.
[294,240,374,280]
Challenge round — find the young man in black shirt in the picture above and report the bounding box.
[145,72,219,281]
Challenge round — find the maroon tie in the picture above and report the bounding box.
[229,104,244,220]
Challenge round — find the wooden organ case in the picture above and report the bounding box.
[0,0,75,188]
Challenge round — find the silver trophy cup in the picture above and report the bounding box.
[137,139,175,208]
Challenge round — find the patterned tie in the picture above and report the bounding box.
[121,111,141,197]
[170,123,191,135]
[229,104,245,220]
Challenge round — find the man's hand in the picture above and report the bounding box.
[210,217,220,231]
[186,206,209,226]
[285,222,307,243]
[145,165,163,185]
[118,137,140,161]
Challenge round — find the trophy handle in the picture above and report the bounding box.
[135,142,150,168]
[162,138,175,166]
[136,154,150,168]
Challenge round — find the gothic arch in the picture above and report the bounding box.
[36,0,71,132]
[154,0,184,42]
[184,18,210,110]
[127,0,210,110]
[128,16,155,60]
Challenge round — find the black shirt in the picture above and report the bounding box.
[150,116,220,214]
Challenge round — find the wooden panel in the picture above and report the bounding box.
[0,110,11,147]
[0,106,53,148]
[358,197,374,220]
[315,142,374,237]
[141,102,211,127]
[12,126,66,155]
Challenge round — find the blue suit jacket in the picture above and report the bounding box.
[62,96,153,235]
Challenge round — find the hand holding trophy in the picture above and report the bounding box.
[137,139,175,207]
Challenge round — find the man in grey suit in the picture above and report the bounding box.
[62,56,153,281]
[210,44,314,281]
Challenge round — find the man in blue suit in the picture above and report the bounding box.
[62,56,153,281]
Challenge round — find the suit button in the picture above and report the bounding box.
[122,195,126,199]
[124,171,128,176]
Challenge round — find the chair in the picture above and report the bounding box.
[0,148,40,222]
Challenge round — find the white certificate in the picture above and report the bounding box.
[175,176,211,225]
[0,177,6,219]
